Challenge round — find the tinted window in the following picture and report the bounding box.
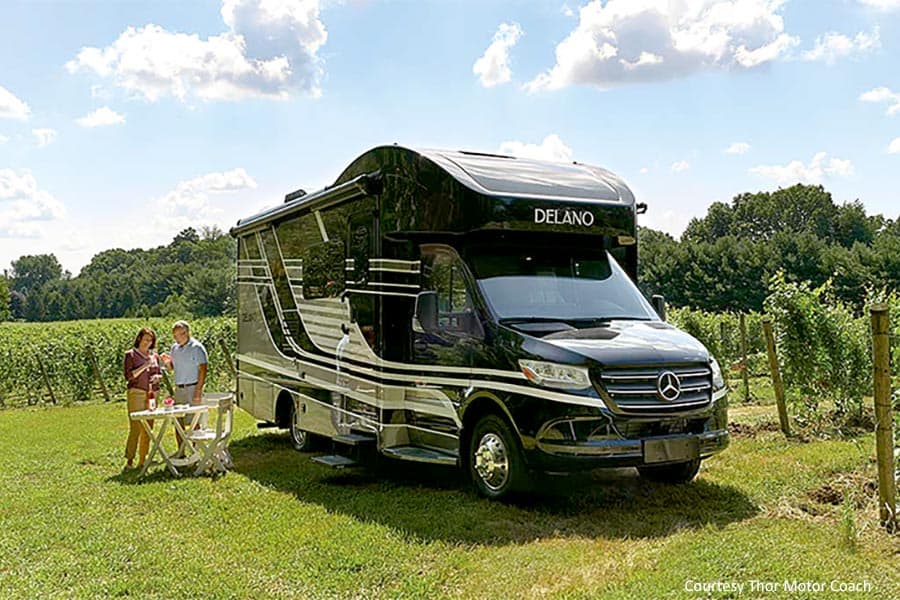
[470,247,657,322]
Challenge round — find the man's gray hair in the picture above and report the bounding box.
[172,320,191,333]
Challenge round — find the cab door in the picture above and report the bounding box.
[412,245,484,367]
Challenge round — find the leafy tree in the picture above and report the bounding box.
[9,290,26,320]
[0,275,9,321]
[173,227,200,245]
[10,254,64,295]
[643,183,894,313]
[683,184,839,243]
[184,267,235,317]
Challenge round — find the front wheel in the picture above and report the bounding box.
[638,458,701,484]
[289,401,316,452]
[468,414,529,499]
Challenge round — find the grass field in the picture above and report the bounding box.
[1,400,898,599]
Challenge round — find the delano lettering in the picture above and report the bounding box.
[534,208,595,227]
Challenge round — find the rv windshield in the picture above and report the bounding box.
[469,247,658,323]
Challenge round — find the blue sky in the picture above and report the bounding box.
[1,0,899,275]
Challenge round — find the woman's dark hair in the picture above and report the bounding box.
[133,327,157,350]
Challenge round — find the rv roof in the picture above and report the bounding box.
[418,149,626,204]
[232,145,634,236]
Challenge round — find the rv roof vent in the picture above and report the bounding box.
[284,188,307,203]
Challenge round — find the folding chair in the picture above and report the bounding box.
[189,395,234,476]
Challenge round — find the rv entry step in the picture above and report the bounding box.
[333,432,376,446]
[382,446,457,466]
[311,454,358,468]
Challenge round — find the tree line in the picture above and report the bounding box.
[1,184,897,322]
[637,184,898,313]
[1,227,236,322]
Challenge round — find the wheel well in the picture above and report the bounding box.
[459,395,514,457]
[275,390,294,429]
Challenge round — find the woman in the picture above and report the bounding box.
[123,327,162,469]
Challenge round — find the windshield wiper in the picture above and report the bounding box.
[499,316,653,327]
[499,317,575,325]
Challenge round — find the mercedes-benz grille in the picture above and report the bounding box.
[595,364,713,414]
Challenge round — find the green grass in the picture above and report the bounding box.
[1,402,898,599]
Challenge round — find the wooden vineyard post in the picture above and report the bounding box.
[762,317,790,437]
[36,354,57,405]
[218,337,237,381]
[870,304,897,533]
[85,346,112,402]
[739,313,751,403]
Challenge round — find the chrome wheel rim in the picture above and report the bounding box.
[473,433,509,491]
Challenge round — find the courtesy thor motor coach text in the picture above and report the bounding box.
[230,145,729,499]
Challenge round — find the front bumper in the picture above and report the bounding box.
[530,428,730,471]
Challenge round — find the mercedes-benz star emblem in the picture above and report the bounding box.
[656,371,681,402]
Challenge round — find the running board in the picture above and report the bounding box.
[333,432,376,446]
[311,454,357,468]
[382,446,457,466]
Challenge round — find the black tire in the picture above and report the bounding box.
[638,458,701,484]
[468,414,529,499]
[289,401,316,452]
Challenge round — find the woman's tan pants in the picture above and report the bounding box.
[125,389,154,464]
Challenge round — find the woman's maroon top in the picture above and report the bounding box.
[124,349,161,392]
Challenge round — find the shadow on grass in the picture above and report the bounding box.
[229,432,759,545]
[106,467,182,485]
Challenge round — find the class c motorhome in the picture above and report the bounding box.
[230,145,729,499]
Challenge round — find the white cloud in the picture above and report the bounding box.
[561,3,576,17]
[32,128,57,147]
[473,23,524,87]
[888,137,900,154]
[66,0,327,102]
[0,169,66,238]
[498,134,574,162]
[0,85,31,120]
[801,28,879,64]
[859,86,900,116]
[526,0,799,92]
[749,152,854,184]
[671,160,691,173]
[153,168,257,233]
[0,135,8,144]
[639,207,695,237]
[76,107,126,128]
[858,0,900,10]
[724,141,750,154]
[639,166,649,174]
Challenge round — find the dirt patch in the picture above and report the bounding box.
[808,484,843,505]
[806,472,878,509]
[728,420,781,438]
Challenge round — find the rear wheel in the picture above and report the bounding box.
[468,414,529,499]
[289,401,316,452]
[638,458,701,484]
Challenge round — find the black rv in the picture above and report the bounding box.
[230,145,729,499]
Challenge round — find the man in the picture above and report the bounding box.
[161,320,208,442]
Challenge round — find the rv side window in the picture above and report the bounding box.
[303,240,345,299]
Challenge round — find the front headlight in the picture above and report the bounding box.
[710,357,726,391]
[519,359,592,390]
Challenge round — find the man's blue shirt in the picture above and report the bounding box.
[170,337,208,385]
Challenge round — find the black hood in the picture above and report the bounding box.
[536,320,709,367]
